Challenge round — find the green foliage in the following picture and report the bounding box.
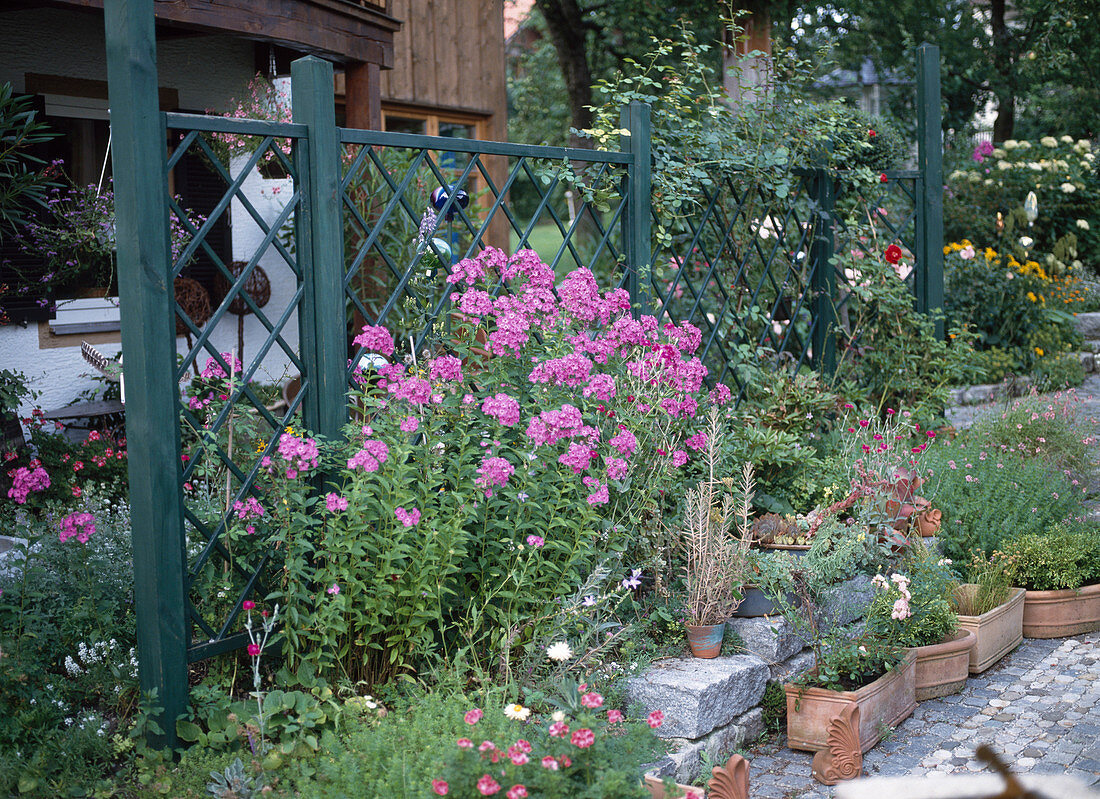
[927,445,1085,566]
[758,681,787,736]
[1003,522,1100,591]
[0,82,57,241]
[0,367,32,415]
[969,347,1018,384]
[954,550,1018,616]
[964,388,1095,475]
[1033,352,1086,392]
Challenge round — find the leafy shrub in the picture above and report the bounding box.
[1033,352,1086,391]
[953,550,1018,616]
[800,633,905,692]
[1003,523,1100,591]
[927,445,1086,565]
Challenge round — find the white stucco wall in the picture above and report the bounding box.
[0,7,302,422]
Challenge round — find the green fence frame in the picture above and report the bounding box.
[103,0,943,746]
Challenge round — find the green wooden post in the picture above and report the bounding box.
[916,42,945,338]
[292,57,347,439]
[620,101,652,317]
[104,0,187,747]
[811,170,837,375]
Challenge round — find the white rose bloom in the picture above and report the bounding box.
[1041,136,1058,148]
[1004,140,1019,149]
[1019,236,1034,248]
[1061,135,1074,144]
[547,641,573,662]
[1078,219,1091,231]
[1061,182,1077,194]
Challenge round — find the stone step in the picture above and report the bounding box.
[1081,339,1100,354]
[1072,311,1100,338]
[627,654,769,740]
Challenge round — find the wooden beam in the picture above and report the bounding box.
[344,61,381,129]
[25,73,179,109]
[44,0,399,66]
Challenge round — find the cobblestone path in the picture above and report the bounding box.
[741,636,1100,797]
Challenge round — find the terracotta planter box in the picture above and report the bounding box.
[955,586,1025,673]
[907,628,975,700]
[1022,582,1100,638]
[784,650,916,753]
[643,775,703,799]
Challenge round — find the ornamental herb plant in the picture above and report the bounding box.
[953,550,1019,617]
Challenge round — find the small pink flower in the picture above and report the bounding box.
[541,756,559,770]
[858,419,870,428]
[476,774,502,796]
[514,739,532,753]
[327,583,340,595]
[571,728,595,748]
[580,692,604,709]
[526,534,544,548]
[549,721,569,737]
[394,507,421,527]
[248,644,261,657]
[647,710,664,728]
[457,738,474,749]
[400,416,420,433]
[506,786,528,799]
[431,779,449,795]
[242,600,256,610]
[478,740,495,752]
[465,708,484,725]
[607,709,624,723]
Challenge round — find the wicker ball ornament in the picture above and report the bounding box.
[174,277,212,335]
[216,261,271,315]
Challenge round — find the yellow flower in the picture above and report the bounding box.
[1035,347,1045,357]
[1027,291,1039,302]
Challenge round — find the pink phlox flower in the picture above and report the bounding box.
[277,432,320,475]
[525,404,584,447]
[200,352,243,380]
[347,439,389,472]
[557,268,608,324]
[428,354,464,383]
[481,393,521,427]
[456,288,495,317]
[663,320,703,354]
[233,496,265,520]
[391,376,432,406]
[529,352,593,388]
[400,416,420,433]
[325,493,348,513]
[58,511,96,544]
[685,431,708,451]
[586,482,609,505]
[394,507,421,527]
[488,310,531,356]
[559,442,596,474]
[352,324,395,358]
[475,456,515,497]
[327,583,340,595]
[7,464,50,504]
[609,428,638,457]
[526,534,544,548]
[671,449,689,467]
[605,455,628,481]
[582,373,616,401]
[709,382,732,406]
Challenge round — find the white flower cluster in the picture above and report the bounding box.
[64,639,139,682]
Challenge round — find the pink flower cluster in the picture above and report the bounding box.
[482,393,521,427]
[475,456,515,498]
[7,463,50,504]
[233,496,265,520]
[276,432,319,479]
[872,572,913,620]
[348,439,389,472]
[353,324,395,357]
[429,354,464,383]
[325,493,349,513]
[394,506,421,527]
[200,352,243,380]
[59,511,95,544]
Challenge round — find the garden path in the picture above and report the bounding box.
[740,634,1100,797]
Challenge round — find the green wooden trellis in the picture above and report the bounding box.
[103,0,942,746]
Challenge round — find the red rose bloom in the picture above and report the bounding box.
[884,244,903,265]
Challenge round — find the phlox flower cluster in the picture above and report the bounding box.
[475,456,515,497]
[7,462,50,504]
[325,493,349,513]
[200,352,243,380]
[276,432,319,479]
[481,393,521,427]
[394,506,421,527]
[347,439,389,472]
[59,511,96,544]
[353,324,395,358]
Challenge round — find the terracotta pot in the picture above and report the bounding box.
[1022,582,1100,638]
[685,622,725,658]
[915,508,942,537]
[955,586,1025,674]
[643,775,704,799]
[784,650,917,753]
[907,628,975,700]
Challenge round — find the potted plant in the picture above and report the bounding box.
[864,542,974,700]
[1005,523,1100,638]
[952,550,1025,674]
[677,418,754,658]
[783,635,916,753]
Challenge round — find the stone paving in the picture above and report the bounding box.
[740,634,1100,797]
